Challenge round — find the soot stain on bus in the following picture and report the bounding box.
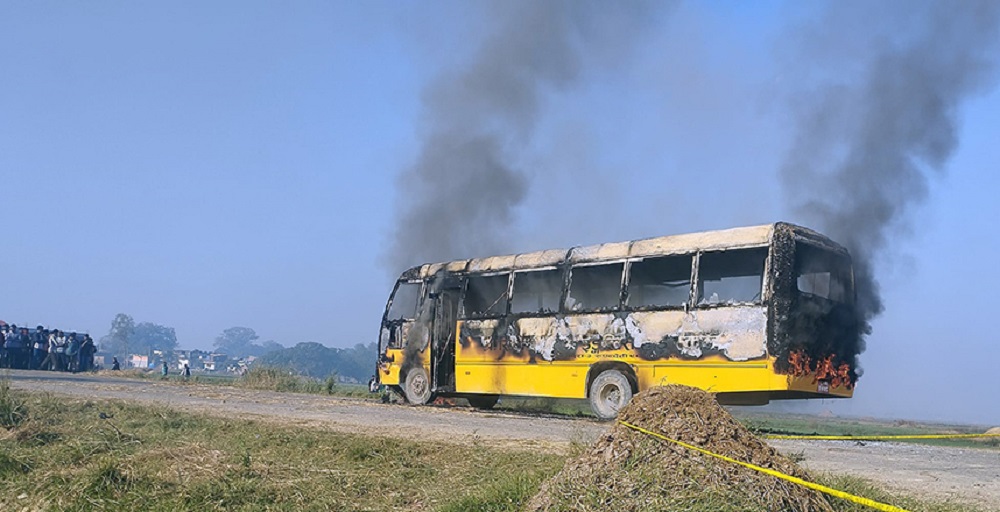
[457,311,768,364]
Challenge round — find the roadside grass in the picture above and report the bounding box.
[733,410,999,450]
[96,366,373,399]
[0,382,990,512]
[36,369,1000,448]
[0,385,562,511]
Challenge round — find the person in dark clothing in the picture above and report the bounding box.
[183,363,191,380]
[31,326,48,370]
[79,335,95,372]
[0,325,8,368]
[111,356,121,370]
[66,333,81,373]
[8,327,27,369]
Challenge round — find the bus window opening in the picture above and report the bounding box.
[698,248,767,305]
[627,255,692,308]
[464,273,510,317]
[387,282,421,320]
[511,269,563,314]
[795,243,851,303]
[566,263,624,311]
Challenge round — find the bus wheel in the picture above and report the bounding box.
[404,368,433,405]
[589,370,633,420]
[467,394,499,410]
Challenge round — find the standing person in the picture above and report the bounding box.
[0,325,8,368]
[79,335,95,372]
[52,330,67,372]
[41,330,57,371]
[183,363,191,380]
[5,325,22,368]
[66,333,81,373]
[161,360,169,378]
[31,326,48,370]
[111,356,120,370]
[4,324,21,368]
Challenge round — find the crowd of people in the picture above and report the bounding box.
[0,323,96,372]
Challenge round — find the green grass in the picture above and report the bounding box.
[732,409,999,450]
[0,381,991,511]
[0,385,562,511]
[98,366,374,399]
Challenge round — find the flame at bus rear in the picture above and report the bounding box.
[786,349,854,390]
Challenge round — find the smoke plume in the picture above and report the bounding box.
[387,1,659,273]
[781,1,1000,331]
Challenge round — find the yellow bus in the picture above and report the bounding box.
[376,222,859,419]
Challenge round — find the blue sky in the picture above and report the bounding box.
[2,1,998,424]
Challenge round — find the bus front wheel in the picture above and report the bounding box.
[589,370,633,420]
[404,368,433,405]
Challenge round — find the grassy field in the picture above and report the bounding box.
[66,368,1000,451]
[0,380,562,511]
[0,379,991,512]
[100,366,374,398]
[732,409,999,449]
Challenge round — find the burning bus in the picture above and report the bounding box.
[376,222,861,419]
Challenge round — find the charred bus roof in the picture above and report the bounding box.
[398,222,849,281]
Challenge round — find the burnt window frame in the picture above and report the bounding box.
[565,260,626,313]
[510,266,568,316]
[460,271,512,319]
[623,253,696,311]
[694,246,769,307]
[385,280,425,321]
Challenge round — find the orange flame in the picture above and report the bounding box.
[786,350,854,390]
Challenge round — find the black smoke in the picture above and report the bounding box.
[386,1,663,273]
[781,1,1000,340]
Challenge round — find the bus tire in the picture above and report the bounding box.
[589,369,633,420]
[467,394,499,410]
[403,368,433,405]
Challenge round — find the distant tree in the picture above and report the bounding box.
[132,322,178,354]
[339,343,376,380]
[100,313,135,358]
[259,340,284,355]
[214,327,260,357]
[257,342,333,377]
[257,341,376,382]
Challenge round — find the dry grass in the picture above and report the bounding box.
[0,383,562,511]
[1,380,990,511]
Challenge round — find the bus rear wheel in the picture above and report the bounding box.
[467,394,499,410]
[589,369,633,420]
[404,368,433,405]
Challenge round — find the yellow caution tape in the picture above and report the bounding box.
[618,420,911,512]
[765,432,1000,441]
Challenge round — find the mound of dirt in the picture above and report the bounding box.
[527,385,834,512]
[975,426,1000,444]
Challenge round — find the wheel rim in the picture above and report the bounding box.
[600,382,623,411]
[411,372,428,398]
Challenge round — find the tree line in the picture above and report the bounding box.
[99,313,374,381]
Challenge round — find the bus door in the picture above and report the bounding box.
[431,280,461,393]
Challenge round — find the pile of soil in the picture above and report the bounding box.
[527,385,834,512]
[976,426,1000,444]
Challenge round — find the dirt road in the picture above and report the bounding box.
[6,370,998,508]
